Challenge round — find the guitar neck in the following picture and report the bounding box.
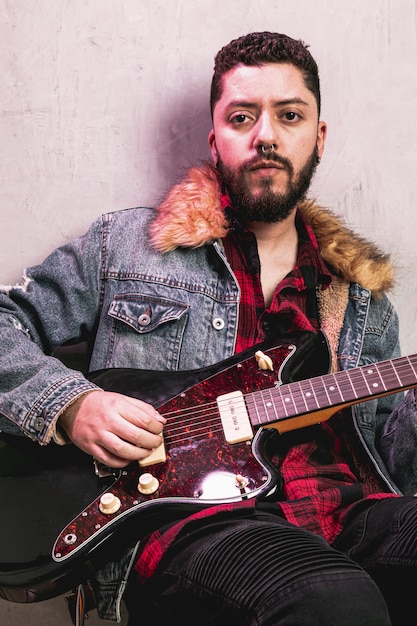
[248,354,417,434]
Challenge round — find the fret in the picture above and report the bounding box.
[255,387,273,425]
[271,386,292,420]
[371,360,398,390]
[297,377,320,411]
[310,375,335,409]
[346,366,378,399]
[391,356,417,387]
[245,392,263,427]
[285,380,308,414]
[261,387,280,423]
[331,369,358,403]
[280,385,297,416]
[319,372,345,406]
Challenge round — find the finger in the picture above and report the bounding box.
[114,400,166,435]
[90,446,133,469]
[113,422,164,451]
[99,431,163,465]
[120,394,167,424]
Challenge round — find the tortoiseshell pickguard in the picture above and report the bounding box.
[53,340,303,562]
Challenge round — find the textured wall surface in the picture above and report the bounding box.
[1,0,417,353]
[1,1,417,623]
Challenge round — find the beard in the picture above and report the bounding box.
[216,146,319,224]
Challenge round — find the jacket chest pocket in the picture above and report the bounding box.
[105,294,190,369]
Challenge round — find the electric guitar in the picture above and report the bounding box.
[1,330,417,603]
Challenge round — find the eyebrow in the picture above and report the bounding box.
[226,97,310,109]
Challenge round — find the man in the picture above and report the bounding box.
[1,31,417,625]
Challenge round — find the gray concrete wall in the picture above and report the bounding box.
[1,1,417,623]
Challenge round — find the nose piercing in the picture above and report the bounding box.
[259,144,276,156]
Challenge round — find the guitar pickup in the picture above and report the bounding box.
[217,391,253,444]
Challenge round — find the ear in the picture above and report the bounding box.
[208,129,218,164]
[317,121,327,160]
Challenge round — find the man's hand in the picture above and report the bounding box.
[58,390,166,468]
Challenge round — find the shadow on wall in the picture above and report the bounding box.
[155,82,213,188]
[49,87,214,371]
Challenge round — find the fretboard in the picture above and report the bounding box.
[247,354,417,428]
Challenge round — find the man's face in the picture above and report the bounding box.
[208,62,327,223]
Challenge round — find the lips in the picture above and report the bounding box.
[249,162,286,178]
[250,160,285,171]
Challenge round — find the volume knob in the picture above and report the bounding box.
[99,492,122,515]
[138,472,159,495]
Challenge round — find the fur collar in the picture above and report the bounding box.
[150,163,394,296]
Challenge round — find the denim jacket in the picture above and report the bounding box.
[1,165,416,621]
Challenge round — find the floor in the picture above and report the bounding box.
[0,594,129,625]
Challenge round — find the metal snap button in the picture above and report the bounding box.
[34,417,45,431]
[212,317,225,330]
[138,313,151,327]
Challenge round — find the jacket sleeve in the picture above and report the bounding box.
[379,387,417,495]
[0,216,106,444]
[353,291,417,495]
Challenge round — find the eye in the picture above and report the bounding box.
[282,111,301,122]
[229,113,252,125]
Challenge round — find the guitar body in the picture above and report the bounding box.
[0,331,328,602]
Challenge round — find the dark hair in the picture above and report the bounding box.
[210,31,321,117]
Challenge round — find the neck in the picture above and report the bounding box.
[247,210,298,247]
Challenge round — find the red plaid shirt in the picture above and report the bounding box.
[222,208,330,352]
[134,207,395,582]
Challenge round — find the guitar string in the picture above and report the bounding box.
[157,357,417,448]
[159,356,417,429]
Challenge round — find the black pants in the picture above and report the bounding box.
[125,497,417,625]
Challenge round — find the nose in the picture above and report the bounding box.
[254,112,278,155]
[258,143,277,157]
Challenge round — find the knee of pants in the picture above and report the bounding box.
[255,568,391,626]
[128,520,392,626]
[127,568,391,626]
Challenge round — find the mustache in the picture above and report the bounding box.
[243,152,293,174]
